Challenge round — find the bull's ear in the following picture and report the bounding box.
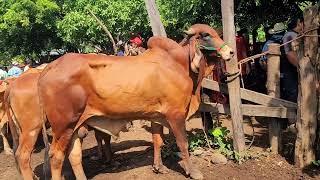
[190,47,204,73]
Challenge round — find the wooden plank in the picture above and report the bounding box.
[267,43,282,153]
[199,103,229,114]
[242,105,296,119]
[200,103,296,119]
[221,0,245,152]
[201,78,297,108]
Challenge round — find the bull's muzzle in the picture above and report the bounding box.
[220,45,234,61]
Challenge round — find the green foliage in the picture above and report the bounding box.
[57,0,150,53]
[188,120,252,163]
[0,0,317,64]
[189,132,211,151]
[0,0,62,63]
[312,160,320,166]
[209,123,235,159]
[235,0,318,30]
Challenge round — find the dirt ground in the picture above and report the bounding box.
[0,117,320,180]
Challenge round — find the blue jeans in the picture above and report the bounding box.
[280,73,298,103]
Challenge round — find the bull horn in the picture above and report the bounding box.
[184,28,195,36]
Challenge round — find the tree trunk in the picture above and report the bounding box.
[294,5,318,168]
[144,0,167,37]
[221,0,245,153]
[88,9,118,55]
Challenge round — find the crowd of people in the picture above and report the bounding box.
[116,32,146,56]
[0,61,28,80]
[233,13,304,108]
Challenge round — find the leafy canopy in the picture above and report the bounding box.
[0,0,317,65]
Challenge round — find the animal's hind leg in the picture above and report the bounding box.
[166,111,203,180]
[15,128,41,179]
[68,132,86,180]
[94,130,112,163]
[1,123,13,155]
[151,122,169,174]
[102,132,112,163]
[94,130,103,161]
[50,130,73,180]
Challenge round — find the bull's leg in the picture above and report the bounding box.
[94,130,104,161]
[102,133,112,163]
[151,122,169,174]
[15,129,41,179]
[167,112,203,180]
[94,130,112,162]
[50,130,73,180]
[1,124,13,155]
[68,133,86,180]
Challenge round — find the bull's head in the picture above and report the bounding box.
[183,24,234,73]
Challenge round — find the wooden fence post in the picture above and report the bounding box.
[295,5,318,167]
[221,0,245,152]
[266,43,282,153]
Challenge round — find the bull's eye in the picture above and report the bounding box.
[200,32,210,38]
[200,32,211,41]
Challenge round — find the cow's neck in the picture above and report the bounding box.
[183,44,206,120]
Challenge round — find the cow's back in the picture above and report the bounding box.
[9,71,42,130]
[39,51,193,136]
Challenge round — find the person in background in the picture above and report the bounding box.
[129,32,143,47]
[126,33,146,56]
[23,59,32,72]
[116,40,125,56]
[0,67,7,80]
[281,14,304,103]
[260,22,286,70]
[236,29,250,81]
[8,61,23,77]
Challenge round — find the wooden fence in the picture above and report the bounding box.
[200,4,319,167]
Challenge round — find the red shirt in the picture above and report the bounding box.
[236,35,248,75]
[129,36,143,47]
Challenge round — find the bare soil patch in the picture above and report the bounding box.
[0,118,319,180]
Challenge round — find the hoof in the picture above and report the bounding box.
[189,168,203,180]
[4,149,13,155]
[33,174,39,180]
[179,160,203,179]
[152,164,170,174]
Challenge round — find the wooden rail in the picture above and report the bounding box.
[200,103,296,119]
[201,78,297,108]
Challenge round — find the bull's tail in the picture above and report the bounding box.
[4,86,20,173]
[38,65,51,180]
[41,110,50,180]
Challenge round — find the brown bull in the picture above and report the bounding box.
[0,67,49,157]
[38,24,233,180]
[3,66,49,179]
[5,65,112,179]
[0,78,15,155]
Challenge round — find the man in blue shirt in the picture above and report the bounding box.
[8,61,23,77]
[260,22,286,69]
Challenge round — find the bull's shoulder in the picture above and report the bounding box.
[147,36,182,52]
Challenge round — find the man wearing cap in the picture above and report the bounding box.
[260,22,286,68]
[8,61,23,77]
